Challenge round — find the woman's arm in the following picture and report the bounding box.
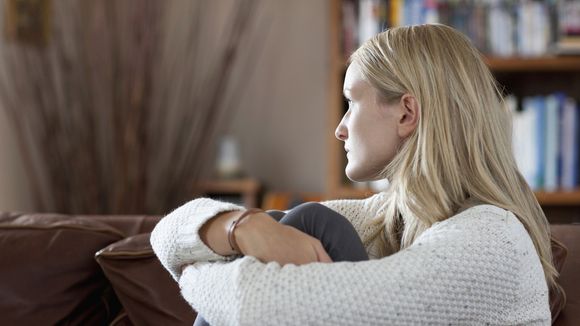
[202,208,332,265]
[150,198,245,280]
[151,194,385,280]
[177,208,550,325]
[150,197,331,280]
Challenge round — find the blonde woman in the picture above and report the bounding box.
[151,24,561,325]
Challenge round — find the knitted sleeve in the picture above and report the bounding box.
[150,193,386,280]
[150,198,245,280]
[177,206,551,325]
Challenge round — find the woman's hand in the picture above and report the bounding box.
[234,212,333,266]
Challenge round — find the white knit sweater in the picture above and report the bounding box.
[150,192,551,325]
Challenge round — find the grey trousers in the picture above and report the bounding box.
[193,202,369,326]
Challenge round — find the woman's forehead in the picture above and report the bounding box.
[343,63,368,94]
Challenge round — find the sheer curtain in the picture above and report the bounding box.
[0,0,269,214]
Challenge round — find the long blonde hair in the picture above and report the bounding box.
[351,24,562,298]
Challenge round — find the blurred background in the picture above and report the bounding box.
[0,0,330,214]
[0,0,579,221]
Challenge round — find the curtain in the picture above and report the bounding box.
[0,0,269,214]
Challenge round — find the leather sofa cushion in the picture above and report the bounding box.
[89,215,161,238]
[95,233,196,326]
[551,224,580,326]
[551,237,568,323]
[0,212,124,325]
[110,309,135,326]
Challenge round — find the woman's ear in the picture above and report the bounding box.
[397,94,420,138]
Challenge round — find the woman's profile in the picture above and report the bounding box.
[151,24,561,325]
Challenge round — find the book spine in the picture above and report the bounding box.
[518,97,540,190]
[534,97,547,190]
[560,95,576,190]
[544,95,559,192]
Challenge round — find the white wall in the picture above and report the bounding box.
[223,0,330,193]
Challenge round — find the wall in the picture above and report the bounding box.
[0,0,330,211]
[222,0,330,194]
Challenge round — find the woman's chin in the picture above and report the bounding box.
[345,163,386,183]
[345,165,368,183]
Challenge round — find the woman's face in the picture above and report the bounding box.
[335,62,404,182]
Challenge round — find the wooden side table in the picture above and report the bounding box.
[196,178,261,208]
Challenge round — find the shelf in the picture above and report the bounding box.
[332,185,580,206]
[534,190,580,206]
[334,55,580,72]
[484,56,580,72]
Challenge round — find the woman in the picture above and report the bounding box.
[151,24,561,325]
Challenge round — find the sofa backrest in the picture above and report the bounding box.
[0,212,126,325]
[0,212,161,325]
[551,224,580,326]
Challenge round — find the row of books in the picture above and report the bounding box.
[342,0,576,58]
[556,1,580,54]
[509,94,579,192]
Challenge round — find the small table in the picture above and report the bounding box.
[196,178,261,208]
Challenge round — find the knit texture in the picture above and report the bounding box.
[150,194,551,325]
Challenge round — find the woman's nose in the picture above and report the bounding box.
[335,117,348,141]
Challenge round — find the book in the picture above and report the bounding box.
[514,97,539,190]
[358,0,381,45]
[342,0,358,58]
[543,94,560,192]
[554,1,580,54]
[561,97,579,190]
[533,97,547,190]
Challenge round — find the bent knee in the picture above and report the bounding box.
[288,202,349,227]
[292,202,327,213]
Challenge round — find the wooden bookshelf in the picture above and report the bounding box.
[327,0,344,199]
[327,0,580,211]
[484,56,580,72]
[534,190,580,206]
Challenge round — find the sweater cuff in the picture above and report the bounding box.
[150,197,244,280]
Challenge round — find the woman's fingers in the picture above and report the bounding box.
[312,240,333,263]
[235,213,334,265]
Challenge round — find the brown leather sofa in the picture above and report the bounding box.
[550,224,579,325]
[0,212,578,325]
[0,212,197,326]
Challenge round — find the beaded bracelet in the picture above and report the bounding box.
[227,208,263,254]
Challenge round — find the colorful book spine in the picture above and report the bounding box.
[358,0,382,45]
[561,97,579,190]
[533,97,547,189]
[544,95,560,192]
[517,97,540,190]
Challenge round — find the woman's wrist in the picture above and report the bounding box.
[234,211,272,255]
[227,208,263,254]
[199,210,244,256]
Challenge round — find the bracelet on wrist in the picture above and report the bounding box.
[227,208,263,254]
